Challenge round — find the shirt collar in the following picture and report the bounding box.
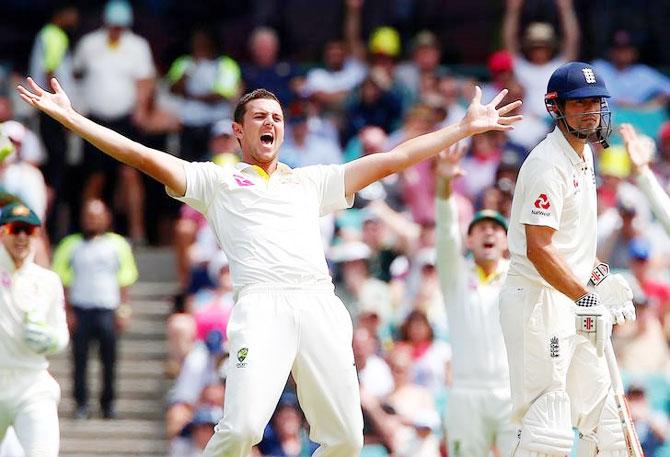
[547,127,588,166]
[235,161,292,175]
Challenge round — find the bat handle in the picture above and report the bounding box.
[605,339,625,396]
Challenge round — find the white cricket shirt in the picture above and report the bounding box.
[170,161,353,291]
[507,127,598,286]
[436,197,510,389]
[0,245,69,370]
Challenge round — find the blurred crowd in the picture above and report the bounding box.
[1,0,670,456]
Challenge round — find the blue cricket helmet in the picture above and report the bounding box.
[545,62,612,147]
[546,62,610,100]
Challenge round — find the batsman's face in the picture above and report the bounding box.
[1,224,37,265]
[234,99,284,167]
[467,220,507,262]
[564,98,601,134]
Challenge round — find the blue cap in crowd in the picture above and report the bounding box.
[628,238,650,261]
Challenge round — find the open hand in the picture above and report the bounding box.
[620,123,654,174]
[462,87,522,136]
[17,77,73,125]
[436,143,467,180]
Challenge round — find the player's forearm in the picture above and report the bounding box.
[636,166,670,235]
[527,242,588,300]
[346,121,471,193]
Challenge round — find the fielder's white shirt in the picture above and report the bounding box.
[73,29,155,120]
[0,245,68,370]
[507,127,598,285]
[436,197,510,389]
[170,161,353,291]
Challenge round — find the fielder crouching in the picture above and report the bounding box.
[0,203,69,457]
[499,62,636,457]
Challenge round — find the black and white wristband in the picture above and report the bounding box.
[576,292,600,307]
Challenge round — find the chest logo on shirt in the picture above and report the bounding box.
[232,174,255,187]
[0,271,11,288]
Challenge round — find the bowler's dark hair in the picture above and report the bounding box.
[233,89,281,124]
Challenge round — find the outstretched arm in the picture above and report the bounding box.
[17,77,187,196]
[344,87,522,195]
[435,144,468,300]
[621,123,670,235]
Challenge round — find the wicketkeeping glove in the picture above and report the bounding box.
[575,291,612,357]
[23,313,56,355]
[588,263,635,325]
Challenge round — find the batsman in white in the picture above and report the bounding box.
[499,61,636,457]
[17,76,521,457]
[435,144,517,457]
[0,202,69,457]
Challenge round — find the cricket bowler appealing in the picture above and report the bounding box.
[499,62,636,457]
[0,203,69,457]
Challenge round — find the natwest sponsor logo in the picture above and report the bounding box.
[531,193,552,217]
[534,194,551,209]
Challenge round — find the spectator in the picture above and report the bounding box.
[330,240,392,322]
[625,238,670,334]
[73,0,156,243]
[302,35,366,111]
[397,310,451,395]
[614,295,670,377]
[167,29,242,162]
[0,125,50,267]
[242,27,300,107]
[169,405,224,457]
[395,31,448,106]
[28,3,79,237]
[592,30,670,108]
[387,104,439,224]
[352,326,394,399]
[256,391,319,457]
[51,199,139,420]
[343,68,403,145]
[502,0,579,119]
[0,122,48,222]
[627,384,669,457]
[166,329,227,439]
[280,101,342,168]
[384,343,438,426]
[651,121,670,188]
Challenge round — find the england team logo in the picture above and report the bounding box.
[582,68,596,84]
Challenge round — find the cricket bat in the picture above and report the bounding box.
[604,341,644,457]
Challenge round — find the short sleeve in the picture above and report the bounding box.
[167,161,224,215]
[298,164,354,216]
[517,160,565,230]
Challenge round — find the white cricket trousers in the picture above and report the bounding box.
[203,285,364,457]
[498,277,611,432]
[446,387,517,457]
[0,368,60,457]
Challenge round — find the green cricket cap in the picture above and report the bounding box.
[467,209,508,234]
[0,202,41,227]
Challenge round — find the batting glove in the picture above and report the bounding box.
[23,314,56,355]
[575,292,612,357]
[588,263,635,325]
